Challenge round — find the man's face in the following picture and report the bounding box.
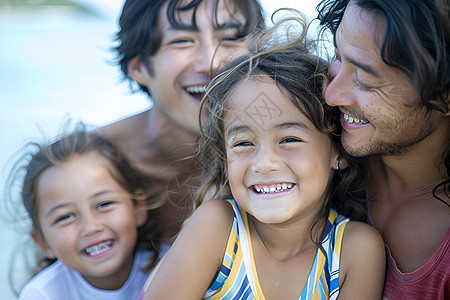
[325,2,435,157]
[138,0,247,134]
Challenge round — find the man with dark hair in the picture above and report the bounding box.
[100,0,265,246]
[317,0,449,298]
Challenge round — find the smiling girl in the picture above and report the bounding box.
[142,19,386,300]
[9,123,163,299]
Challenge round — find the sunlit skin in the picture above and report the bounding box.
[325,3,436,157]
[101,0,250,242]
[143,76,386,300]
[325,1,450,274]
[225,77,339,227]
[128,0,247,135]
[32,151,147,290]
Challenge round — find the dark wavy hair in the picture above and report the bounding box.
[316,0,450,206]
[6,123,165,294]
[113,0,265,95]
[196,18,368,230]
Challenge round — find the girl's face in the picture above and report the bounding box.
[224,77,340,225]
[32,151,147,289]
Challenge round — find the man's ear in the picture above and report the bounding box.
[127,56,149,86]
[31,230,56,259]
[133,189,149,227]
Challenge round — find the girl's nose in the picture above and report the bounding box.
[80,213,104,236]
[252,146,282,174]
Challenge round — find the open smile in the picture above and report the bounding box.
[252,183,294,194]
[185,85,206,103]
[343,113,369,125]
[83,240,114,256]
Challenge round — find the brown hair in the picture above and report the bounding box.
[317,0,449,206]
[6,122,164,292]
[196,15,368,225]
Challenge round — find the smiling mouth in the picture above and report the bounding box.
[84,240,114,256]
[343,113,369,125]
[185,86,206,102]
[253,183,294,194]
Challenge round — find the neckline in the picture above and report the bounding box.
[243,208,339,299]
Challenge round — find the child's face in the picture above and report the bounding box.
[134,0,247,135]
[224,77,340,225]
[32,151,147,289]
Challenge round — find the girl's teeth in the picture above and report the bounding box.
[85,241,113,256]
[254,184,293,194]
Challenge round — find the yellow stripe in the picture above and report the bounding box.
[241,209,266,299]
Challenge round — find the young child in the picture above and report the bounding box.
[9,123,163,299]
[142,27,386,299]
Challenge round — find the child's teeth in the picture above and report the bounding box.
[255,184,293,194]
[85,241,113,256]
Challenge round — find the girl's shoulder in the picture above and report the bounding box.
[340,219,385,263]
[193,199,235,223]
[19,261,75,299]
[173,198,235,256]
[337,219,386,299]
[342,220,384,250]
[144,199,235,299]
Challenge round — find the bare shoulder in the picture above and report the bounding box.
[341,221,385,268]
[190,199,234,229]
[338,220,386,299]
[174,199,235,255]
[97,109,150,142]
[144,199,234,299]
[342,221,384,252]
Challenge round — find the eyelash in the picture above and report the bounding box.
[52,200,117,225]
[54,213,74,225]
[281,137,302,143]
[354,77,372,91]
[334,50,373,91]
[232,137,302,148]
[97,201,115,209]
[170,38,193,45]
[233,141,253,148]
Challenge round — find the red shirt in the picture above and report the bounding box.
[383,227,450,299]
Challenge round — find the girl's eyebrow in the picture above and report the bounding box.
[89,190,128,201]
[227,121,311,138]
[276,121,311,132]
[45,203,71,218]
[226,124,250,138]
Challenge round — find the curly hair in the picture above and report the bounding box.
[196,16,368,227]
[6,123,165,284]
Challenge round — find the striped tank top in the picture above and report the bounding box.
[202,199,349,300]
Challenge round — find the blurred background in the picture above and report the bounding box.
[0,0,323,298]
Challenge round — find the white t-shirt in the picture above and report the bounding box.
[19,249,152,300]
